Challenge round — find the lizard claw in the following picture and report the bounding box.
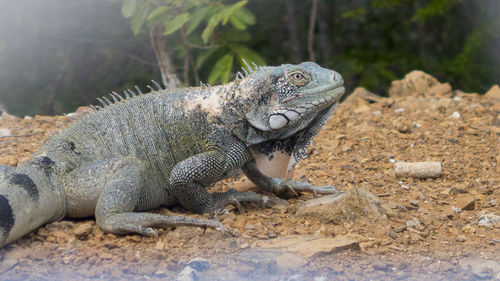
[213,190,262,213]
[312,187,318,198]
[139,227,159,240]
[215,221,226,236]
[282,184,299,197]
[152,231,159,241]
[229,197,245,213]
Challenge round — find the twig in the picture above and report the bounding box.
[180,28,191,85]
[189,52,200,86]
[125,53,159,66]
[307,0,318,61]
[377,193,391,197]
[184,41,215,50]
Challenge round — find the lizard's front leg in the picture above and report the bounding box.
[242,159,341,198]
[169,136,264,214]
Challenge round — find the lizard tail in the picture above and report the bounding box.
[0,163,65,247]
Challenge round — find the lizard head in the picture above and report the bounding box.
[241,62,345,176]
[245,61,344,133]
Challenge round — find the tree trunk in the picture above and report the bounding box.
[285,0,303,63]
[317,0,332,63]
[307,0,318,61]
[43,54,69,115]
[149,22,181,89]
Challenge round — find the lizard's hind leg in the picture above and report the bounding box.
[67,157,222,237]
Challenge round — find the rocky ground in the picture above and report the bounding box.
[0,71,499,281]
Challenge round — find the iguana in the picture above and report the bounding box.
[0,61,345,247]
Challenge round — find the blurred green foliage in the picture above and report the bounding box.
[117,0,264,85]
[0,0,498,116]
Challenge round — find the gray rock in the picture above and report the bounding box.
[187,258,210,272]
[406,218,421,228]
[295,188,388,224]
[74,221,94,240]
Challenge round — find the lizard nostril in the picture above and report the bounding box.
[331,73,340,82]
[331,73,344,86]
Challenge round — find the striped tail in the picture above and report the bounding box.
[0,163,65,247]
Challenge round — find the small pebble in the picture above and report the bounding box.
[450,111,461,119]
[406,218,421,228]
[394,226,407,233]
[100,253,113,260]
[176,266,198,281]
[451,206,462,214]
[187,258,210,272]
[74,222,94,240]
[456,235,467,242]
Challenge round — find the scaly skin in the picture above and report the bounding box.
[0,61,345,247]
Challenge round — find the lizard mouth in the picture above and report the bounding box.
[268,85,345,130]
[282,84,345,103]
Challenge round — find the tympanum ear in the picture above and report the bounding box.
[245,107,272,131]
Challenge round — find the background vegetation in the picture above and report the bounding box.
[0,0,498,116]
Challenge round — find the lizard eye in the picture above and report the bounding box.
[288,70,309,86]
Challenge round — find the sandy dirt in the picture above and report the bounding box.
[0,71,499,280]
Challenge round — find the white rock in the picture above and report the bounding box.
[450,111,461,119]
[176,266,197,281]
[0,128,11,137]
[478,213,500,227]
[451,206,462,214]
[406,217,421,228]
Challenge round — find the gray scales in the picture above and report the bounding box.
[0,61,345,247]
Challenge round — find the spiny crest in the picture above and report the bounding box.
[197,60,264,86]
[92,80,165,111]
[239,59,262,78]
[199,81,211,87]
[48,80,165,138]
